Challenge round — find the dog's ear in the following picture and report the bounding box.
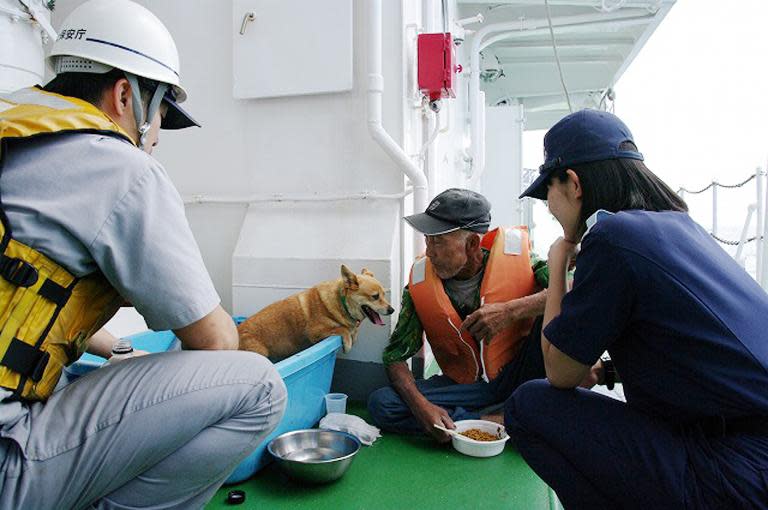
[361,268,375,277]
[341,264,359,290]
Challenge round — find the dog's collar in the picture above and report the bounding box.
[339,290,360,325]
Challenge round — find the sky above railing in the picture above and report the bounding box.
[523,0,768,254]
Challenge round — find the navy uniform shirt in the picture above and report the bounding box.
[544,210,768,422]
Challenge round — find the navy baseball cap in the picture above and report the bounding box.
[161,89,200,130]
[520,109,643,200]
[405,188,491,235]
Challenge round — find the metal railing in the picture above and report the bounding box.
[520,167,538,233]
[522,165,768,289]
[677,166,767,288]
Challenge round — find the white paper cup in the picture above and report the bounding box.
[324,393,348,414]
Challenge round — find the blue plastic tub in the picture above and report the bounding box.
[65,318,342,484]
[226,333,342,483]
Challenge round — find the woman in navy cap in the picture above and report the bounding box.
[508,109,768,508]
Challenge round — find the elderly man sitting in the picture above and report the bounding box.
[367,189,551,443]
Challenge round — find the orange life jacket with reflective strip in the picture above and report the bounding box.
[409,227,537,384]
[0,88,132,401]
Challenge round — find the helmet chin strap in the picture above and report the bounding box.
[125,73,168,149]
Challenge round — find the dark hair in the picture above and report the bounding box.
[553,142,688,235]
[43,69,125,105]
[43,69,155,108]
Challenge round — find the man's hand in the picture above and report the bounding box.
[386,362,455,443]
[461,302,515,344]
[107,349,151,364]
[87,328,120,358]
[87,329,152,361]
[461,291,547,344]
[413,401,455,443]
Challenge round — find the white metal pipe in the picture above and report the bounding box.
[481,17,653,50]
[735,204,756,267]
[712,184,718,236]
[524,198,534,233]
[756,167,764,282]
[479,11,651,52]
[511,100,526,221]
[420,109,440,161]
[468,90,486,186]
[424,109,440,199]
[425,0,439,32]
[0,2,30,19]
[17,0,56,40]
[478,0,664,6]
[761,174,768,287]
[491,37,635,49]
[467,11,654,184]
[368,0,427,256]
[456,13,484,27]
[183,189,413,205]
[232,283,316,291]
[438,97,451,134]
[760,182,768,290]
[233,282,393,291]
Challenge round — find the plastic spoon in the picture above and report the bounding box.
[433,423,462,438]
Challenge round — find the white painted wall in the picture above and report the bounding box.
[232,199,400,363]
[427,19,473,195]
[48,0,475,370]
[481,104,525,227]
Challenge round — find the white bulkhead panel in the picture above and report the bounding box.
[232,0,353,99]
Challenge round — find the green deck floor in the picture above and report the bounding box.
[206,403,557,510]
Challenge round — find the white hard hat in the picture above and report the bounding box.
[48,0,186,101]
[47,0,198,142]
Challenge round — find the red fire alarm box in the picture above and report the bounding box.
[418,33,457,101]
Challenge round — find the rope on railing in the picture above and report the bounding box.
[677,171,763,246]
[677,174,756,195]
[711,233,762,246]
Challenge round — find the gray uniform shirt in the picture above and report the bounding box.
[0,132,220,331]
[0,131,220,435]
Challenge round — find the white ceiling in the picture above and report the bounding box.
[457,0,676,130]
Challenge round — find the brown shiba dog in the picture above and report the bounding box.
[238,265,395,361]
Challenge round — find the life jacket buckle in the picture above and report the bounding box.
[0,257,39,288]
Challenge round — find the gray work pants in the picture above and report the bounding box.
[0,350,287,509]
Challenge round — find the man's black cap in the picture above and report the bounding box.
[404,188,491,235]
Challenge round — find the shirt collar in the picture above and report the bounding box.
[584,209,614,239]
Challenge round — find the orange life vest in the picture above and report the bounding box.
[409,227,537,384]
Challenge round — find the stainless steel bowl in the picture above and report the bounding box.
[267,429,361,484]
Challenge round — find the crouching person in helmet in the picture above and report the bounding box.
[0,0,286,508]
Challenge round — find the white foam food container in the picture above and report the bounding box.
[450,419,509,458]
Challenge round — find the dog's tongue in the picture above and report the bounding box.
[363,306,384,326]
